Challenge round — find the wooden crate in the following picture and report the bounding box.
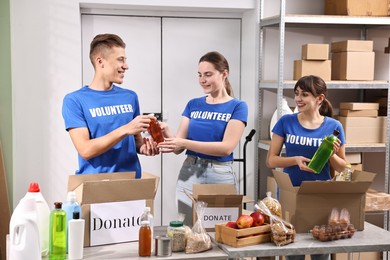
[215,223,271,247]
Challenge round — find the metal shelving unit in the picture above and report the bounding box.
[257,0,390,244]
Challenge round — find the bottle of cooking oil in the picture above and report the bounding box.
[308,129,340,174]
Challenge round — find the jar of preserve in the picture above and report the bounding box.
[166,221,186,252]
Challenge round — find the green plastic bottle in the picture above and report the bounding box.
[49,202,67,260]
[308,129,340,174]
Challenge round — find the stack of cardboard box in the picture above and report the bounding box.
[338,102,386,144]
[331,40,375,80]
[293,44,331,81]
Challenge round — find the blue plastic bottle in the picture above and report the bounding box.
[62,191,82,251]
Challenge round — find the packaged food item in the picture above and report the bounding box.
[255,201,295,247]
[335,164,352,181]
[185,201,212,254]
[167,220,186,252]
[261,191,282,218]
[311,208,355,242]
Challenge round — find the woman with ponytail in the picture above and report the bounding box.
[266,75,347,259]
[158,51,248,226]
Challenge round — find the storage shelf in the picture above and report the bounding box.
[259,140,386,153]
[261,14,390,28]
[259,80,390,90]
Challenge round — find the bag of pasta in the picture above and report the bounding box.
[185,201,212,254]
[255,200,295,246]
[261,191,282,218]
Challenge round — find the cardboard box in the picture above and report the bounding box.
[191,184,243,232]
[325,0,389,16]
[301,44,329,60]
[339,102,379,110]
[339,109,378,117]
[365,189,390,211]
[331,40,374,53]
[215,223,271,247]
[331,52,375,80]
[345,152,361,164]
[267,176,278,199]
[272,169,376,233]
[293,60,331,81]
[332,252,380,260]
[68,172,159,247]
[338,116,387,143]
[351,164,363,171]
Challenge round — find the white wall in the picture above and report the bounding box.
[10,0,258,213]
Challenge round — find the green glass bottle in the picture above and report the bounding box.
[308,129,340,174]
[49,202,67,260]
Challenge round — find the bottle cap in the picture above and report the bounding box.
[54,202,63,209]
[169,220,184,227]
[73,211,80,219]
[28,182,40,192]
[333,129,340,136]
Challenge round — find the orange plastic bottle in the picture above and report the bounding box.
[148,118,164,143]
[138,220,151,257]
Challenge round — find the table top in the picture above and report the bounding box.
[213,222,390,258]
[42,222,390,259]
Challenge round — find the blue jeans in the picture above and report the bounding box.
[286,254,330,260]
[176,155,237,227]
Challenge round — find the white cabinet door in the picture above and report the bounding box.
[161,17,241,225]
[81,15,241,226]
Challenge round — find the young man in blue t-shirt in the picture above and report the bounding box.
[62,34,159,177]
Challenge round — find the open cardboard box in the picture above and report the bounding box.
[272,169,375,233]
[68,172,159,247]
[189,184,244,232]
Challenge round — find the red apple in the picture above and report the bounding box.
[236,215,253,229]
[250,211,265,227]
[226,221,238,229]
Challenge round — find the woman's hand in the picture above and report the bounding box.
[332,138,341,156]
[296,156,316,173]
[157,137,185,153]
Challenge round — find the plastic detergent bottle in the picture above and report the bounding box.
[269,98,293,138]
[9,197,41,260]
[23,182,50,256]
[49,202,67,260]
[63,191,82,251]
[308,129,340,173]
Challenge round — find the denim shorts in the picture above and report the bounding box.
[176,155,237,226]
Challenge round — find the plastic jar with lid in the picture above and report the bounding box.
[166,221,186,252]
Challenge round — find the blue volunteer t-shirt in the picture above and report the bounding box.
[182,96,248,162]
[272,113,346,186]
[62,85,142,177]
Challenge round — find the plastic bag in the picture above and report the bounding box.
[261,191,282,218]
[185,201,212,254]
[255,200,295,246]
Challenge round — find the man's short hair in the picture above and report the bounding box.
[89,34,126,66]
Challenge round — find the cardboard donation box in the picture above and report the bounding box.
[272,170,375,233]
[68,172,159,247]
[191,184,243,232]
[325,0,390,16]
